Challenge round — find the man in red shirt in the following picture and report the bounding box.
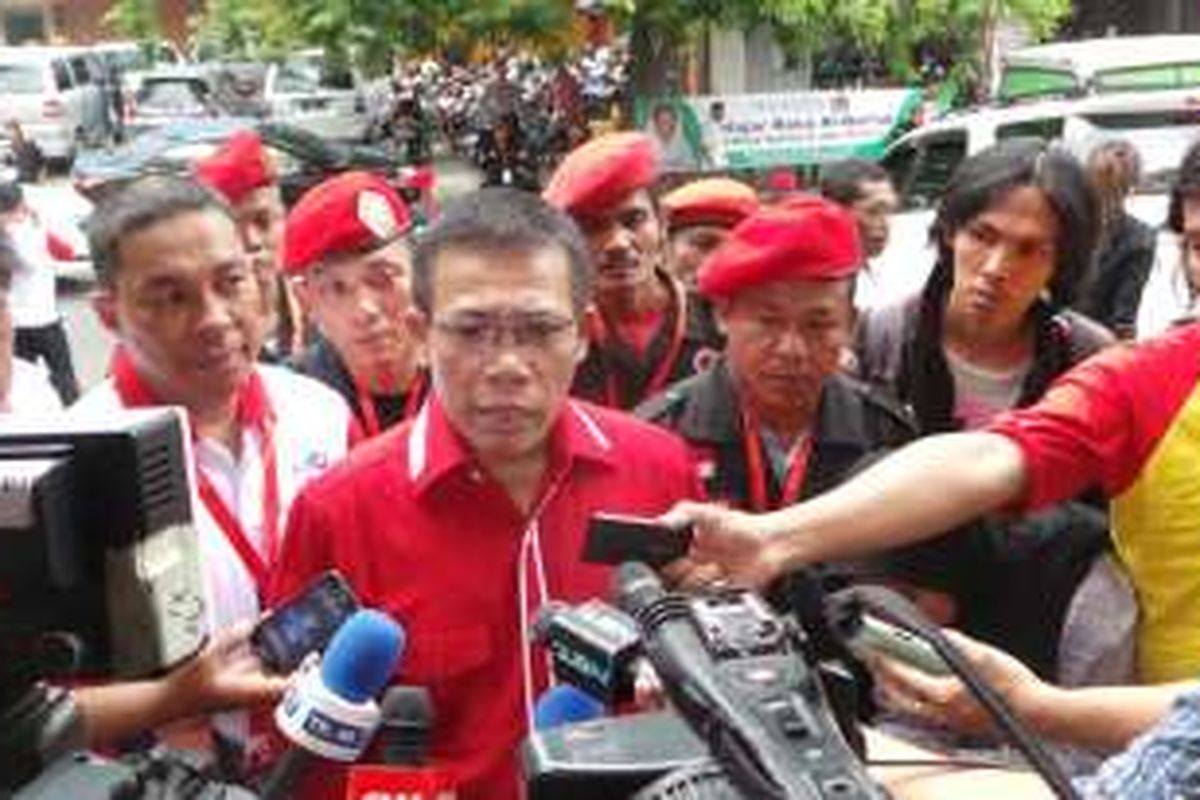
[270,188,701,799]
[544,132,724,408]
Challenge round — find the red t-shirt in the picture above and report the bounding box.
[267,396,702,799]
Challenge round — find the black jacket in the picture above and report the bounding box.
[1074,212,1157,338]
[573,277,725,410]
[290,336,427,434]
[636,360,915,509]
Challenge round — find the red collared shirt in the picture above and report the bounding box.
[269,396,701,800]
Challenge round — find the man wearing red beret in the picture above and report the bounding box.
[544,132,724,409]
[284,171,429,438]
[660,176,759,289]
[194,130,306,360]
[638,197,914,512]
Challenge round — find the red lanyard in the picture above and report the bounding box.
[110,347,281,594]
[590,277,690,408]
[740,405,811,512]
[353,371,428,438]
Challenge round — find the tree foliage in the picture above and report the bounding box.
[104,0,163,43]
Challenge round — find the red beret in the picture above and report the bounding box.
[697,196,863,298]
[661,178,759,231]
[764,167,799,193]
[543,132,660,218]
[283,171,412,275]
[193,130,275,205]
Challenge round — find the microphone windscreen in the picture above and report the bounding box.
[534,685,605,730]
[320,609,406,703]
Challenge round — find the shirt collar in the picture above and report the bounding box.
[407,394,617,496]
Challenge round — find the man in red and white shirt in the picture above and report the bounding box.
[271,188,701,799]
[71,175,357,765]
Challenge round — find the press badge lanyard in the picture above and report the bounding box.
[589,277,690,408]
[111,348,282,596]
[353,371,428,438]
[740,405,812,512]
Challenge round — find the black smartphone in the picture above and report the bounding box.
[251,570,360,674]
[582,512,694,569]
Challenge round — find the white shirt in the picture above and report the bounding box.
[7,219,60,328]
[1136,231,1193,340]
[6,357,61,414]
[71,364,355,632]
[944,347,1030,431]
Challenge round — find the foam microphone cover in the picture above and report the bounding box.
[321,609,407,703]
[534,685,606,730]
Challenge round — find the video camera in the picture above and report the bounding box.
[0,409,250,799]
[525,563,887,800]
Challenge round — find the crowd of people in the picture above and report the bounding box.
[7,105,1200,800]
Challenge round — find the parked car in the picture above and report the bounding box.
[0,46,110,167]
[124,67,219,138]
[72,119,417,210]
[263,55,368,142]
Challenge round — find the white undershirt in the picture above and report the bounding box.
[944,347,1031,430]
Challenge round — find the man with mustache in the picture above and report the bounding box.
[544,132,723,409]
[285,171,429,438]
[194,130,306,361]
[269,188,700,799]
[71,175,356,772]
[638,197,913,514]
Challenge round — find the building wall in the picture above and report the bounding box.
[0,0,194,46]
[1070,0,1200,35]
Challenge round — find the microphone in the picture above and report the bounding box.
[260,609,405,800]
[345,685,459,800]
[534,685,605,731]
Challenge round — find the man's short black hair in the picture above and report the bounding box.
[819,159,892,206]
[1168,138,1200,234]
[412,188,593,317]
[87,175,232,286]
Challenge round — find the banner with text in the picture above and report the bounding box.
[634,89,921,172]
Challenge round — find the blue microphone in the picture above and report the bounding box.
[534,685,606,731]
[261,609,405,799]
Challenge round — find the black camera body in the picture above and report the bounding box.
[525,576,885,800]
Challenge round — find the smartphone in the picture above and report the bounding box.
[582,512,694,569]
[251,570,360,674]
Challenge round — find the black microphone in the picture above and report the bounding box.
[377,686,434,766]
[614,562,886,800]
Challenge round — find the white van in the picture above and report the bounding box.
[998,35,1200,102]
[0,46,109,165]
[882,89,1200,210]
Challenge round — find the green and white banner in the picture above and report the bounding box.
[635,88,922,172]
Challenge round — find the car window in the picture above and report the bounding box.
[997,117,1065,141]
[881,141,919,206]
[999,66,1080,102]
[136,80,209,112]
[1095,63,1200,93]
[274,62,320,94]
[69,56,92,85]
[908,133,967,209]
[0,62,46,94]
[52,59,71,91]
